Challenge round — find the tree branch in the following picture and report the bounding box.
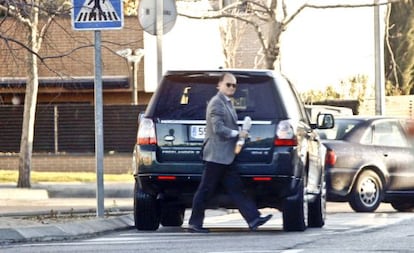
[285,0,401,27]
[0,2,32,26]
[384,3,400,90]
[179,11,269,56]
[0,34,42,58]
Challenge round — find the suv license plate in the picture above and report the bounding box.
[190,125,206,140]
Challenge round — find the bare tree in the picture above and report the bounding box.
[1,0,142,188]
[384,0,414,95]
[0,0,71,188]
[219,5,247,68]
[179,0,400,70]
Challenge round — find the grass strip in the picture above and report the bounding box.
[0,170,134,183]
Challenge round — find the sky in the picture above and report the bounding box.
[142,0,388,93]
[280,1,387,92]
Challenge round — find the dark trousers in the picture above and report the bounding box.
[188,161,260,227]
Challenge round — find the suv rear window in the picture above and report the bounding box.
[153,75,281,120]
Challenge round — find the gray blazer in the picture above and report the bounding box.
[202,92,238,165]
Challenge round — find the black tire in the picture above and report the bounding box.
[283,179,308,231]
[161,205,185,227]
[391,201,414,212]
[349,170,383,212]
[308,172,326,228]
[134,189,160,231]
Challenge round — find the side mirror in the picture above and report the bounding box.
[317,113,334,129]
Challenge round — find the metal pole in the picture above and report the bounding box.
[54,105,58,154]
[132,60,138,105]
[374,0,385,115]
[94,30,105,217]
[156,0,164,86]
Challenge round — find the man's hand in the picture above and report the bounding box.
[238,130,249,139]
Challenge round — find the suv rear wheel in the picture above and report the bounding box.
[134,188,160,231]
[283,179,308,231]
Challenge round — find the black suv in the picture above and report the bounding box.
[132,70,333,231]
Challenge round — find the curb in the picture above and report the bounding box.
[0,188,49,200]
[0,214,134,245]
[0,182,134,199]
[0,182,135,245]
[0,206,133,218]
[33,182,135,198]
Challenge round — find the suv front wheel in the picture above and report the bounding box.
[161,204,185,227]
[308,172,326,227]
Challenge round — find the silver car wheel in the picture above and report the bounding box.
[358,177,379,207]
[349,170,383,212]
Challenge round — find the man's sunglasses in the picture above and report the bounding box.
[226,83,237,88]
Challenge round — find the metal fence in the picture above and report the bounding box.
[0,104,146,153]
[2,96,413,154]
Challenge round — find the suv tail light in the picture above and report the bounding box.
[137,118,157,145]
[274,120,297,146]
[325,149,336,166]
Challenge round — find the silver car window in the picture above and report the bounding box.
[372,121,409,147]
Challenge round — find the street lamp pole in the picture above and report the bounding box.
[374,0,385,115]
[116,48,145,105]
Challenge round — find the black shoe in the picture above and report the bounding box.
[187,224,209,233]
[249,214,273,231]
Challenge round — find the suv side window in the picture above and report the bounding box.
[274,75,306,122]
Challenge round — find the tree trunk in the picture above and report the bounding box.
[261,8,283,71]
[17,27,39,188]
[385,1,414,95]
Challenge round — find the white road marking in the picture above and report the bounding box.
[207,250,304,253]
[13,211,414,250]
[208,251,291,253]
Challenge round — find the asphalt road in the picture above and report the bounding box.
[1,204,413,253]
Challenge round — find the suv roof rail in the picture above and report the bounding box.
[164,69,274,78]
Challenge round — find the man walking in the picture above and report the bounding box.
[187,72,272,233]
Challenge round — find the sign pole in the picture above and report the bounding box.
[71,0,124,218]
[94,30,105,218]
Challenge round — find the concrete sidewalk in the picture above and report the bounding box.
[0,182,135,244]
[0,181,134,200]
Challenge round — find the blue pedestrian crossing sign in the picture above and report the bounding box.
[72,0,123,30]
